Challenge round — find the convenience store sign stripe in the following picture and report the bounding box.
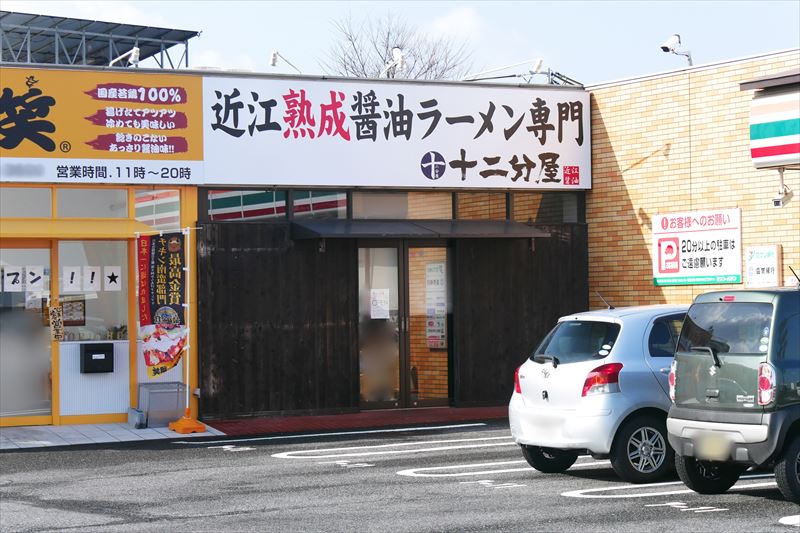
[751,143,800,158]
[750,118,800,140]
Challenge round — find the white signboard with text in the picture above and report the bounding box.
[745,245,782,288]
[652,208,742,286]
[202,76,590,190]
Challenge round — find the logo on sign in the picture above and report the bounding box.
[658,238,680,273]
[420,151,446,180]
[563,166,580,185]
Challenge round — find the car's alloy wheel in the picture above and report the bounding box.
[610,414,674,484]
[627,426,667,474]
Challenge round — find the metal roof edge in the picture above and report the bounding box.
[585,48,800,90]
[0,62,586,91]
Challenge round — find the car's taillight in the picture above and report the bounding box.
[514,366,522,394]
[668,359,678,402]
[582,363,623,397]
[758,362,776,406]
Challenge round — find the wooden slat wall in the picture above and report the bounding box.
[452,224,589,406]
[197,223,358,419]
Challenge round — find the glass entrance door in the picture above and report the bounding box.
[0,247,53,419]
[358,243,452,409]
[358,247,401,407]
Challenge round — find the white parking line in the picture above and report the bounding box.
[272,436,515,459]
[397,457,610,478]
[562,473,777,499]
[175,423,487,445]
[779,515,800,527]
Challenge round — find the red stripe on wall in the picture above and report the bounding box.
[751,143,800,158]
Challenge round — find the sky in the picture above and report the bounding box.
[3,0,800,85]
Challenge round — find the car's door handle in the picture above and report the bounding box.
[659,368,670,374]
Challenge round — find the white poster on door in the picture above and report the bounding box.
[3,266,23,292]
[25,265,45,292]
[370,289,390,319]
[83,266,101,292]
[62,267,82,293]
[104,266,122,291]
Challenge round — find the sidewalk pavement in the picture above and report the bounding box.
[1,406,509,449]
[205,406,509,437]
[0,422,224,450]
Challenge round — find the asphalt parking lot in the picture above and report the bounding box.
[0,420,797,532]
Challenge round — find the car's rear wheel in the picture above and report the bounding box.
[610,415,673,483]
[775,434,800,503]
[675,455,744,494]
[520,445,578,473]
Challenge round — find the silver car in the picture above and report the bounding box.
[509,304,688,483]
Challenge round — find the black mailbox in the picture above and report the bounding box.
[80,343,114,373]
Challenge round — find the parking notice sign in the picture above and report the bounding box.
[652,208,742,286]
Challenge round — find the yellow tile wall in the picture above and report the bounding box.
[587,51,800,308]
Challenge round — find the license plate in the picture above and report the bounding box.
[695,432,732,461]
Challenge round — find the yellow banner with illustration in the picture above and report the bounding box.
[0,67,203,183]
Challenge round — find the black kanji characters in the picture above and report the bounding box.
[538,152,560,182]
[383,94,413,140]
[210,88,245,138]
[509,154,536,182]
[526,98,554,145]
[479,156,508,179]
[557,100,584,146]
[247,92,280,135]
[0,86,57,151]
[449,148,477,181]
[351,90,381,141]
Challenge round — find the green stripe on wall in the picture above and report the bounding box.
[750,118,800,140]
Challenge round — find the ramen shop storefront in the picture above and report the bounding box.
[0,65,203,427]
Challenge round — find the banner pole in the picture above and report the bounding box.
[168,226,205,434]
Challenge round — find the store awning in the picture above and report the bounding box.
[291,219,551,240]
[0,218,155,239]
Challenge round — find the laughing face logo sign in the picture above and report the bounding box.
[658,238,680,273]
[0,78,57,152]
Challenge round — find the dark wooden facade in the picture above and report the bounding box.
[197,223,359,418]
[452,224,589,406]
[197,222,588,419]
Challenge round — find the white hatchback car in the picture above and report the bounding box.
[509,304,688,483]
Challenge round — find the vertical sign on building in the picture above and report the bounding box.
[137,232,187,378]
[652,208,742,286]
[425,262,447,349]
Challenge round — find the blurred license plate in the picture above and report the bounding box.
[696,432,731,461]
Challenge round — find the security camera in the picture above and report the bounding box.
[773,196,785,208]
[660,34,681,53]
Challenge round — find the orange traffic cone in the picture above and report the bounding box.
[168,407,206,434]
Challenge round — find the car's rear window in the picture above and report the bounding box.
[532,321,621,364]
[678,302,773,355]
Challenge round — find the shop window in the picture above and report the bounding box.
[353,192,408,219]
[407,192,452,219]
[135,189,181,231]
[207,189,287,220]
[352,191,451,220]
[535,192,580,223]
[57,188,128,218]
[456,192,506,220]
[513,191,544,223]
[0,187,51,218]
[58,241,128,341]
[293,190,347,219]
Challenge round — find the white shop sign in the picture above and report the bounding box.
[652,208,742,286]
[202,76,590,190]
